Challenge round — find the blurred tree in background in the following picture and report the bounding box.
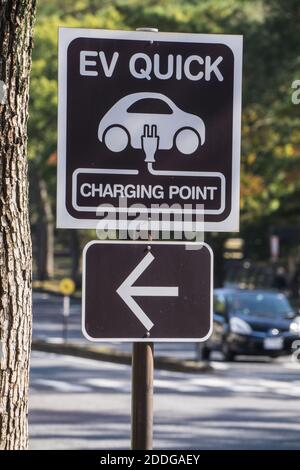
[28,0,300,282]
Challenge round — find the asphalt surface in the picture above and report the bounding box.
[31,291,300,450]
[32,291,199,359]
[29,351,300,450]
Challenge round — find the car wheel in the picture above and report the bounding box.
[269,353,280,360]
[104,126,129,152]
[175,128,200,155]
[201,346,211,360]
[222,343,235,362]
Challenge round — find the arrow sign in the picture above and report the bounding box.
[82,241,212,341]
[116,252,179,331]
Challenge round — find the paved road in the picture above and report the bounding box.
[32,291,199,359]
[29,351,300,450]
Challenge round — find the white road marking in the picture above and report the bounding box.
[34,379,90,393]
[84,378,131,392]
[284,362,300,370]
[30,352,300,398]
[210,361,229,370]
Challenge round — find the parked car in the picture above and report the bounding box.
[201,288,300,361]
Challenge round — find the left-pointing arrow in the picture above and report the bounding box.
[116,252,179,331]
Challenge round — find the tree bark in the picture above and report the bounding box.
[0,0,36,450]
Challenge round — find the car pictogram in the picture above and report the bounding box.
[98,92,205,162]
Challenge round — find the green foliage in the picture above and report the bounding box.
[28,0,300,258]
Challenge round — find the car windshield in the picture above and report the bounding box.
[228,292,293,318]
[127,98,173,114]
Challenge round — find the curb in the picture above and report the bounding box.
[32,339,213,374]
[33,287,81,300]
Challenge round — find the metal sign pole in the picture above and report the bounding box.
[131,214,156,450]
[131,342,154,450]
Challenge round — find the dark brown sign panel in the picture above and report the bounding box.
[82,241,213,341]
[58,29,242,231]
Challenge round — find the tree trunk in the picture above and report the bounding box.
[70,230,80,286]
[36,175,54,280]
[207,233,227,288]
[0,0,36,450]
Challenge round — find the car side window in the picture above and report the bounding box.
[127,98,173,114]
[214,294,227,317]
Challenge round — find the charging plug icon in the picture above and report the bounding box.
[142,124,159,163]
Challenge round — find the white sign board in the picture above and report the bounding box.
[58,28,243,232]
